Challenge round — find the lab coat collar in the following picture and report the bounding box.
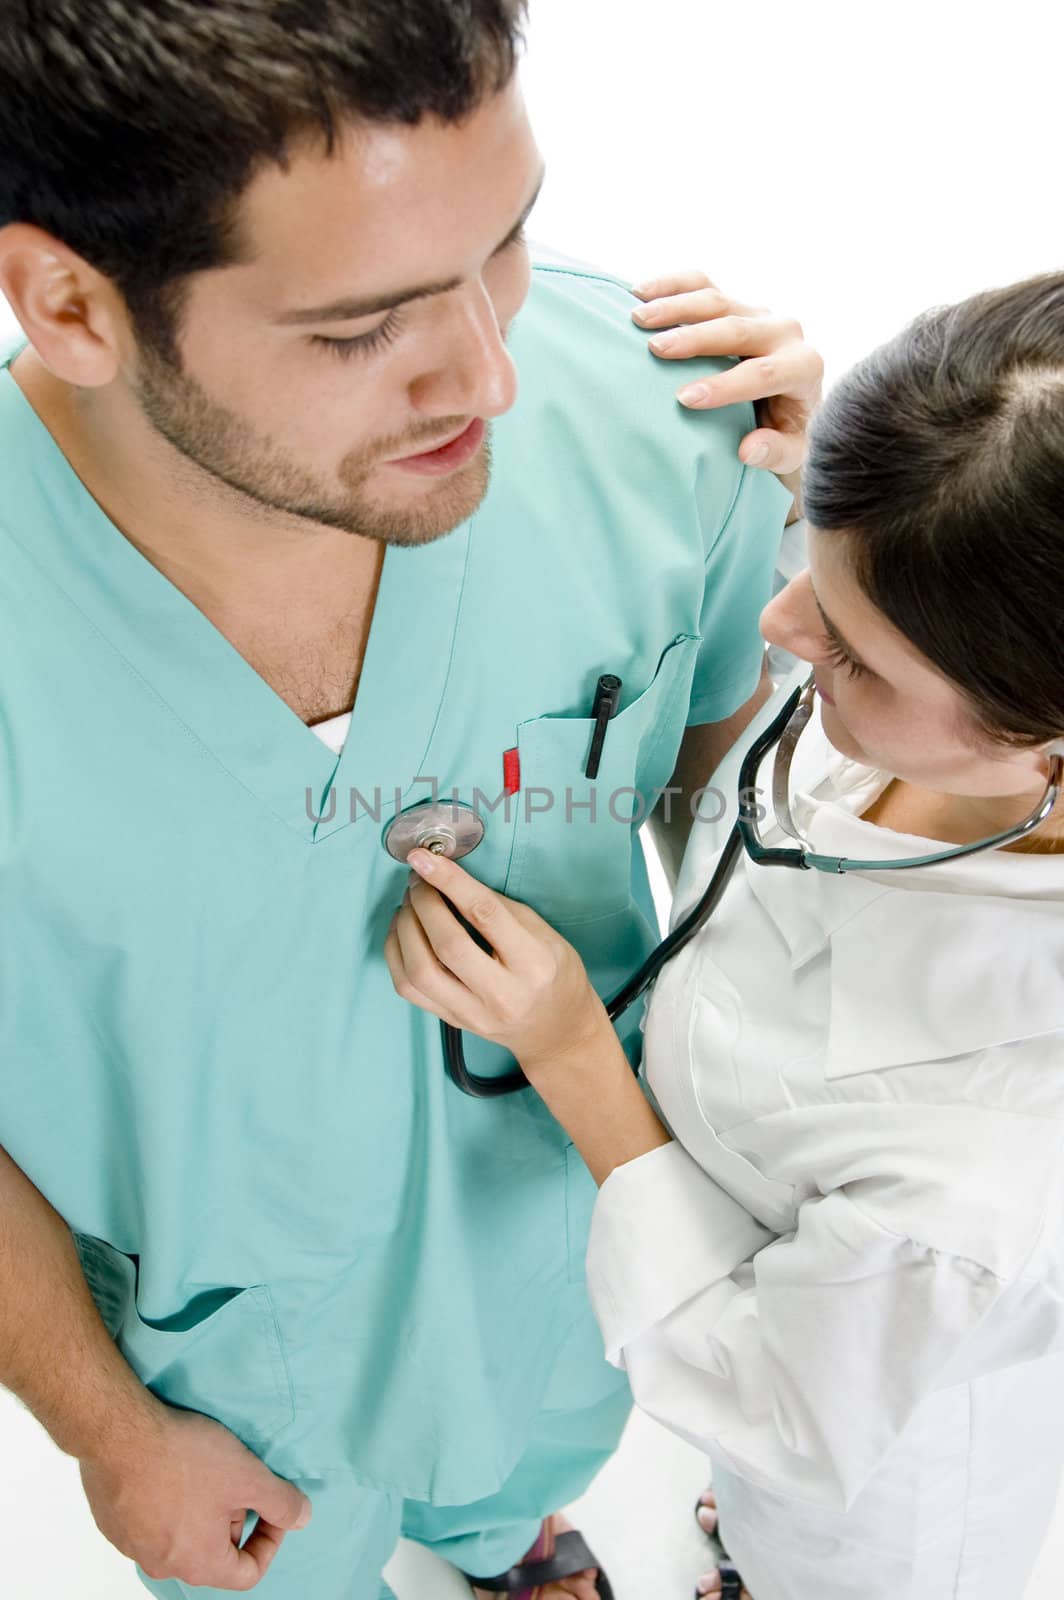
[822,887,1064,1074]
[742,718,1064,1074]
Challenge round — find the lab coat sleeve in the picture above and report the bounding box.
[686,463,793,728]
[587,1156,1064,1513]
[586,1141,774,1339]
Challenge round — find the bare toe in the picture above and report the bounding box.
[553,1575,600,1600]
[696,1502,719,1534]
[695,1573,722,1596]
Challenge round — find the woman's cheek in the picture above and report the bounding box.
[823,677,899,767]
[819,700,870,763]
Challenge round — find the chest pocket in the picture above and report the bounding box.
[504,634,701,926]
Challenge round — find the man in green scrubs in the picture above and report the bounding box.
[0,4,811,1597]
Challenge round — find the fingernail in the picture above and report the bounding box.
[649,331,680,354]
[745,443,771,466]
[407,848,436,875]
[296,1499,313,1529]
[633,300,663,324]
[697,1506,718,1531]
[678,383,710,406]
[632,280,656,297]
[696,1581,714,1596]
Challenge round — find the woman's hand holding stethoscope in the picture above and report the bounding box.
[383,848,606,1079]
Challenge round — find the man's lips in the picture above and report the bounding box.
[384,419,486,477]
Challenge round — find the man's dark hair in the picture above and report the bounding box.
[803,271,1064,747]
[0,0,527,362]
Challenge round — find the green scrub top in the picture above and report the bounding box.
[0,259,790,1503]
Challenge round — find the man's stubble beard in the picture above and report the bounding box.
[132,347,492,548]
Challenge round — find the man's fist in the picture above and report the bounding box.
[79,1402,312,1591]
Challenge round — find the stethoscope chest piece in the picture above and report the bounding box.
[383,800,486,864]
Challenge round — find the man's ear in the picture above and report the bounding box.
[0,222,128,387]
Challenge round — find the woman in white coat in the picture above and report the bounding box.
[385,269,1064,1600]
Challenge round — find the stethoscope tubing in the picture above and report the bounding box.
[440,824,746,1097]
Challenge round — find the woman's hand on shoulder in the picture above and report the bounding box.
[631,267,823,491]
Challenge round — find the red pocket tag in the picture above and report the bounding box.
[503,747,521,796]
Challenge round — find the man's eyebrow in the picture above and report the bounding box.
[812,588,869,668]
[276,169,546,328]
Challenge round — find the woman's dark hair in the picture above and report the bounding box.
[803,271,1064,747]
[0,0,527,363]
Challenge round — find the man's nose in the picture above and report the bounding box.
[408,283,518,422]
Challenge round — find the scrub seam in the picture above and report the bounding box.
[686,462,776,724]
[402,510,477,791]
[636,633,703,797]
[531,262,633,296]
[247,1285,298,1440]
[710,460,754,556]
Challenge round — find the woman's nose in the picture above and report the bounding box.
[761,572,821,662]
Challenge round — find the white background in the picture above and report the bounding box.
[5,0,1064,376]
[521,0,1064,389]
[3,1,1064,1596]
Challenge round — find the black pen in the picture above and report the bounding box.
[584,674,623,779]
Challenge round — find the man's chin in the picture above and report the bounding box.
[360,448,492,548]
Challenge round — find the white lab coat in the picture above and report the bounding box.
[586,688,1064,1599]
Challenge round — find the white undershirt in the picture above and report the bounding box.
[307,711,351,756]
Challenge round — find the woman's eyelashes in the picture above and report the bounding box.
[824,637,869,681]
[311,307,406,361]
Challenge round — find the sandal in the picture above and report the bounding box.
[464,1513,615,1600]
[694,1496,744,1600]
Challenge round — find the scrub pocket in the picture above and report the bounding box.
[504,633,701,925]
[72,1232,294,1450]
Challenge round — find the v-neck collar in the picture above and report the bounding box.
[0,340,472,844]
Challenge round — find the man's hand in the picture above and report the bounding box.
[79,1403,312,1591]
[631,269,823,488]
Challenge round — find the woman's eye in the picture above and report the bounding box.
[311,308,405,361]
[824,638,868,681]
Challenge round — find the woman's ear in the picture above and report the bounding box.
[0,222,126,387]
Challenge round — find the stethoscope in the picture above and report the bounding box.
[383,673,1064,1098]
